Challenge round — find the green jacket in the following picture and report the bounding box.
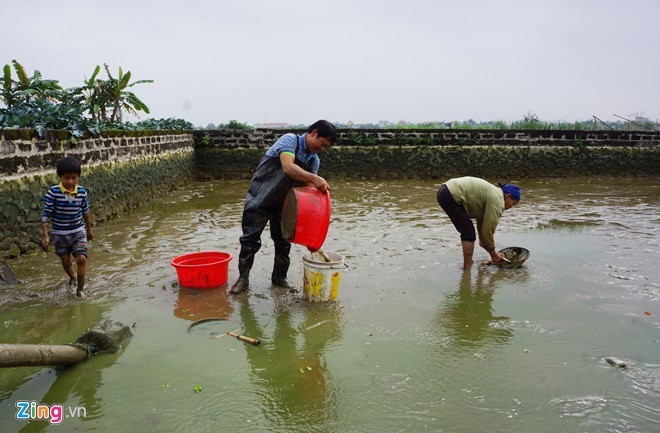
[445,176,504,251]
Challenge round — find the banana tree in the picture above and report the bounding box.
[70,64,152,122]
[106,64,153,122]
[0,60,63,109]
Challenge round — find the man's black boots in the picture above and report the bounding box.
[271,250,295,290]
[230,257,253,295]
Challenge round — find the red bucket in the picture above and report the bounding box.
[170,251,232,289]
[281,186,331,251]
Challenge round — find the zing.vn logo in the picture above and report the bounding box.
[15,401,87,424]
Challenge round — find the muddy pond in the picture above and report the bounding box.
[1,177,659,433]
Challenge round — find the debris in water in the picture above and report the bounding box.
[303,320,329,331]
[605,357,627,368]
[644,311,652,316]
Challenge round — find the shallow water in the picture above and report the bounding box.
[1,177,659,433]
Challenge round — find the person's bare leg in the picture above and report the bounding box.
[75,254,87,297]
[60,254,76,286]
[461,240,474,269]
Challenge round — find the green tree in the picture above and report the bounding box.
[70,64,153,122]
[512,112,543,129]
[223,119,252,129]
[0,60,63,109]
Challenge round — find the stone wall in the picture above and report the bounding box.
[0,130,194,260]
[1,127,659,260]
[193,129,660,180]
[1,129,193,179]
[194,128,660,148]
[194,145,659,181]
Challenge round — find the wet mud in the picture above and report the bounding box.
[1,176,659,432]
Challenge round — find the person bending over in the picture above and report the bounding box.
[437,176,520,269]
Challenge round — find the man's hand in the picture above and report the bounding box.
[311,175,330,193]
[280,153,330,192]
[491,252,510,263]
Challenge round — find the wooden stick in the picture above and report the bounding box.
[592,115,615,130]
[227,331,261,345]
[317,249,331,262]
[210,328,241,340]
[614,113,659,131]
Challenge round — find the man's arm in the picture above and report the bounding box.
[280,153,330,192]
[477,204,506,262]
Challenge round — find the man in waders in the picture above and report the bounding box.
[230,120,337,295]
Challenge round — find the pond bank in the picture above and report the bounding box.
[1,128,659,260]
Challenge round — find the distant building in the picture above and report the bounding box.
[254,122,291,129]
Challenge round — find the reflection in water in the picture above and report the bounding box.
[435,266,528,351]
[17,349,125,433]
[0,298,121,432]
[237,296,342,431]
[173,285,234,321]
[1,177,659,432]
[0,301,106,403]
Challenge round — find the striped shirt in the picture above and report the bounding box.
[42,184,90,235]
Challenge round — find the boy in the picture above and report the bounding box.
[41,156,94,297]
[230,120,336,295]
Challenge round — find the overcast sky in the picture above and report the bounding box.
[3,0,659,126]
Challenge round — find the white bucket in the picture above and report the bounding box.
[302,252,344,302]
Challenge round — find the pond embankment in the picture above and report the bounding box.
[1,128,659,260]
[194,128,660,180]
[0,130,194,260]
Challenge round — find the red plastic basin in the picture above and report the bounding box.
[170,251,232,289]
[281,186,331,251]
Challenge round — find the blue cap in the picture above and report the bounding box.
[498,183,521,201]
